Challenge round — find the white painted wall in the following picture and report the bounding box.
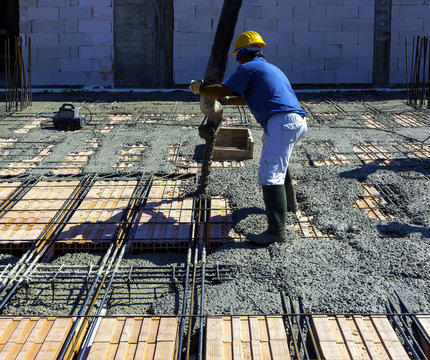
[17,0,430,88]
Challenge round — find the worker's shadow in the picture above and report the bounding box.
[339,158,430,181]
[377,222,430,238]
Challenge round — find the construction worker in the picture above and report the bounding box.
[190,30,307,245]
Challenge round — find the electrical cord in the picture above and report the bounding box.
[79,105,93,125]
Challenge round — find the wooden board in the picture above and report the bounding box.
[213,128,254,161]
[130,180,192,250]
[86,317,178,360]
[56,180,137,243]
[0,181,80,242]
[0,182,21,202]
[205,316,290,360]
[415,315,430,359]
[311,315,409,360]
[0,316,74,360]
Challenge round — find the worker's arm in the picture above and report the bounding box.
[190,80,247,106]
[225,95,247,106]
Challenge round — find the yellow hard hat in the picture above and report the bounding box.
[231,31,266,55]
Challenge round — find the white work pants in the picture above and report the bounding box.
[258,112,307,186]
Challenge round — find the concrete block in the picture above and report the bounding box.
[196,32,214,46]
[174,5,195,19]
[359,31,374,45]
[293,32,325,45]
[390,71,406,84]
[343,0,374,4]
[326,5,358,19]
[293,5,325,19]
[60,6,92,20]
[398,5,430,18]
[91,6,113,20]
[390,44,407,58]
[311,0,341,4]
[178,19,212,33]
[60,33,93,46]
[293,57,324,71]
[79,20,111,33]
[30,34,60,47]
[91,33,113,46]
[31,58,60,72]
[392,0,425,4]
[304,70,336,84]
[270,57,293,73]
[326,32,358,45]
[261,5,292,19]
[194,57,207,73]
[38,0,68,5]
[177,45,208,59]
[341,44,373,57]
[359,5,374,19]
[176,0,210,6]
[278,19,309,32]
[37,46,69,59]
[244,19,277,32]
[337,70,371,83]
[391,19,424,31]
[174,32,197,46]
[79,45,111,59]
[27,7,58,20]
[310,19,342,32]
[92,58,113,72]
[285,70,304,84]
[174,71,199,85]
[70,0,79,5]
[32,20,64,33]
[278,44,309,58]
[195,6,222,19]
[325,57,357,71]
[70,46,78,59]
[85,72,113,88]
[310,45,341,58]
[60,59,93,72]
[342,19,373,31]
[238,6,261,20]
[174,57,195,72]
[53,71,88,86]
[31,72,53,86]
[79,0,112,6]
[20,0,37,6]
[64,20,79,32]
[19,21,31,34]
[243,0,277,5]
[358,57,373,71]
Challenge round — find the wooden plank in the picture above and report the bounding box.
[156,317,177,342]
[353,316,381,359]
[371,316,409,360]
[335,316,362,360]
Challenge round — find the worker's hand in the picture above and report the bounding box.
[189,79,204,94]
[217,96,230,106]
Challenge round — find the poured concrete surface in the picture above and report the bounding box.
[0,90,429,317]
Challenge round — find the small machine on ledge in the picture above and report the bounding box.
[53,103,87,130]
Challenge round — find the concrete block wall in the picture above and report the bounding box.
[19,0,113,87]
[390,0,430,84]
[174,0,377,85]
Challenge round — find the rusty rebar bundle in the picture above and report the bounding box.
[4,36,31,112]
[406,35,430,108]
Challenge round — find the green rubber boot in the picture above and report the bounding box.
[247,185,287,245]
[285,167,297,213]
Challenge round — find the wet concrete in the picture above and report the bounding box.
[0,90,429,316]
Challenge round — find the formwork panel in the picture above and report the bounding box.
[87,316,178,360]
[311,315,409,360]
[55,180,137,251]
[416,315,430,359]
[0,145,54,176]
[129,179,193,252]
[0,316,74,360]
[208,196,243,248]
[0,181,80,245]
[0,182,21,202]
[113,143,147,170]
[352,142,399,166]
[205,316,290,360]
[353,184,394,220]
[392,140,430,163]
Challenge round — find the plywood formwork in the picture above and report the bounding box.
[86,316,178,360]
[52,138,99,175]
[0,316,74,360]
[55,180,137,253]
[0,145,54,176]
[352,142,400,166]
[295,209,335,240]
[392,140,430,163]
[308,141,349,166]
[353,184,394,221]
[205,316,290,360]
[129,179,193,252]
[0,182,21,203]
[360,114,386,129]
[416,315,430,359]
[391,114,426,127]
[13,117,45,134]
[98,115,133,133]
[311,315,409,360]
[113,144,147,170]
[0,181,80,251]
[208,196,243,249]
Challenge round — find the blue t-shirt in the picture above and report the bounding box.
[222,57,306,129]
